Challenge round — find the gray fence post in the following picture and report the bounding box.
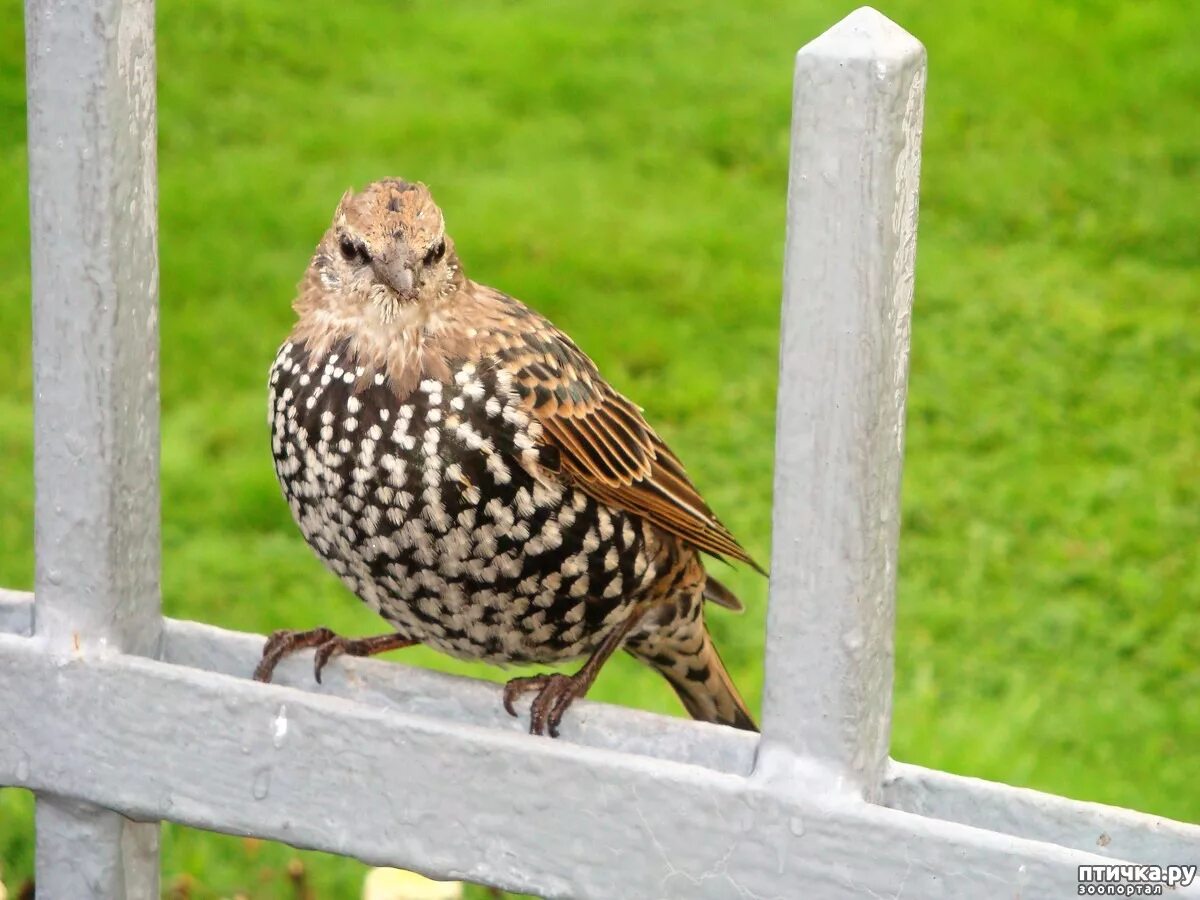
[758,8,925,800]
[25,0,161,895]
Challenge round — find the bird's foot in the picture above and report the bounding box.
[310,632,416,683]
[501,608,650,737]
[253,628,414,684]
[254,627,335,683]
[502,672,587,738]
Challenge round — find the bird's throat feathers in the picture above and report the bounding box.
[290,271,483,395]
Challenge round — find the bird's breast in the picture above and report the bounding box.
[266,338,666,664]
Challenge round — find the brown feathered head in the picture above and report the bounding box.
[305,179,461,322]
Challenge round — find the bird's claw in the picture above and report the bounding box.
[253,627,335,683]
[312,640,339,684]
[503,673,583,738]
[253,628,416,685]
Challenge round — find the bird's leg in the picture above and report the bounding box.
[503,605,648,737]
[311,632,416,683]
[253,628,415,684]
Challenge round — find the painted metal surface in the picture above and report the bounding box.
[4,632,1198,899]
[761,7,925,802]
[25,0,160,894]
[3,591,1197,897]
[883,762,1200,868]
[26,0,160,660]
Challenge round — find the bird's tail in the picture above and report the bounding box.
[626,612,758,732]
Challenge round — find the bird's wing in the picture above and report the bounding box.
[478,290,761,572]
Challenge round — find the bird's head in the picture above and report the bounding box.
[308,179,462,324]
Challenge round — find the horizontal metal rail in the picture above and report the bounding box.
[3,591,1197,897]
[7,626,1199,899]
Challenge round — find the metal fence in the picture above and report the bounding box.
[2,3,1198,898]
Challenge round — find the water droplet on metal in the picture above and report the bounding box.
[788,816,806,836]
[272,704,289,748]
[252,767,271,800]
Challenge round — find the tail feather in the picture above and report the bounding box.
[661,634,758,731]
[702,573,744,612]
[626,618,758,732]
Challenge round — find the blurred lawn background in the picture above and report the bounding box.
[1,0,1198,896]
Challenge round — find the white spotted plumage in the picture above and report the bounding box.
[268,343,661,665]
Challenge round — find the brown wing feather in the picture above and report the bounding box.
[474,287,761,572]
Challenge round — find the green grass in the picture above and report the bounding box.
[2,0,1198,895]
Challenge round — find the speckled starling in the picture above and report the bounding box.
[255,178,760,736]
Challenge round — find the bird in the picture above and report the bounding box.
[256,178,761,737]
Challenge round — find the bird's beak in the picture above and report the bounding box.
[394,266,415,293]
[376,259,415,297]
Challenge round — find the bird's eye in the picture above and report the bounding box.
[424,239,446,266]
[339,237,358,261]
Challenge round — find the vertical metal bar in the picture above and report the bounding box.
[757,7,925,801]
[36,798,161,899]
[25,0,161,894]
